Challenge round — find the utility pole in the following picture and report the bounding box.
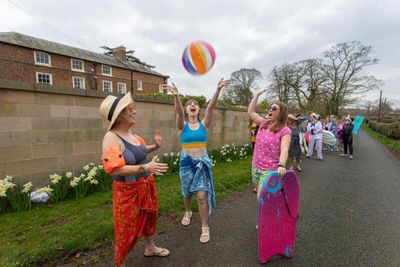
[378,90,382,122]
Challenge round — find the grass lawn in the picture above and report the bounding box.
[0,157,252,267]
[362,124,400,159]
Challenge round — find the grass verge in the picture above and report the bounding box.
[362,124,400,160]
[0,157,252,267]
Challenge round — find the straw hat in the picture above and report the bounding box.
[310,113,318,120]
[99,92,133,130]
[288,114,298,121]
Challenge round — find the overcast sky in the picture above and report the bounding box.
[1,0,399,107]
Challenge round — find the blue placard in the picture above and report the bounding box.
[352,115,364,135]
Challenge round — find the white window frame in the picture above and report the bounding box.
[159,84,164,93]
[101,65,112,76]
[72,76,86,89]
[36,72,53,85]
[137,80,143,91]
[34,51,51,66]
[117,82,127,94]
[102,80,113,93]
[71,59,84,72]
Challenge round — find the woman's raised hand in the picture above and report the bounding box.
[153,129,163,147]
[145,155,168,176]
[256,89,267,96]
[163,83,179,95]
[217,78,230,90]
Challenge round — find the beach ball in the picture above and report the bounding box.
[182,41,216,75]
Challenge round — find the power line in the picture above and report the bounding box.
[7,0,88,49]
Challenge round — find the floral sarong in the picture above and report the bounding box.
[112,175,158,267]
[179,151,216,215]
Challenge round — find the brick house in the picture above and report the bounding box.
[0,32,168,94]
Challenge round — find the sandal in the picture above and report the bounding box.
[144,247,170,257]
[296,166,302,172]
[181,211,192,226]
[200,226,210,243]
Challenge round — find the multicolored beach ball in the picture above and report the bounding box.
[182,41,216,75]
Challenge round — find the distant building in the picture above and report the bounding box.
[0,32,168,94]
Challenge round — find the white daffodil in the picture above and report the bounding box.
[89,162,95,166]
[65,172,73,178]
[163,153,169,157]
[0,187,6,197]
[70,177,81,187]
[83,165,90,171]
[4,175,13,181]
[98,165,104,170]
[89,179,99,185]
[36,186,53,193]
[22,182,33,193]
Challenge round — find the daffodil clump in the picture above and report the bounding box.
[158,143,252,173]
[0,162,109,214]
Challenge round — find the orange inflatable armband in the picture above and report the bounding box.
[101,146,126,174]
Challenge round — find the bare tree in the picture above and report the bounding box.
[222,68,262,106]
[320,41,382,114]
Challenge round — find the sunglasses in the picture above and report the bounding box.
[268,106,279,112]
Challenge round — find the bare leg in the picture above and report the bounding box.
[184,197,192,212]
[196,191,209,227]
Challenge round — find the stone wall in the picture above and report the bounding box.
[0,80,250,185]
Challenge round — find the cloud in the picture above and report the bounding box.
[0,0,399,103]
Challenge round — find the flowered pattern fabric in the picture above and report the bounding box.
[179,150,215,215]
[252,167,272,185]
[112,175,158,267]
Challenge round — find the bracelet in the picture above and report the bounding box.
[278,162,285,168]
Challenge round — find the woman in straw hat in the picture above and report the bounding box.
[100,92,170,267]
[248,90,291,198]
[163,78,230,244]
[287,114,304,172]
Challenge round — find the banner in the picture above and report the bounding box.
[352,115,364,136]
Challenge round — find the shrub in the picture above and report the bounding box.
[369,121,400,139]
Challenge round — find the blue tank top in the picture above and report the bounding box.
[113,134,149,182]
[180,121,208,149]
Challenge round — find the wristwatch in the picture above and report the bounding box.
[278,162,285,168]
[138,164,146,173]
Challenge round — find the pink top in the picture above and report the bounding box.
[252,118,291,170]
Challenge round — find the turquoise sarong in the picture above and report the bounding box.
[179,150,216,215]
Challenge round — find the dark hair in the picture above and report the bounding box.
[184,99,201,121]
[261,101,289,132]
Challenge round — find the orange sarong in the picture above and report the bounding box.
[112,175,158,267]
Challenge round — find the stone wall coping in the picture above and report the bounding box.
[0,79,247,112]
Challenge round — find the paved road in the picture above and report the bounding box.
[114,129,400,267]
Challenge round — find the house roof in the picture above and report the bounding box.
[0,32,167,78]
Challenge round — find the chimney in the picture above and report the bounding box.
[112,46,126,61]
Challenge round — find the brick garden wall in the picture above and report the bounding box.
[0,80,250,185]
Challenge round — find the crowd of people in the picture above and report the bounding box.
[250,106,357,175]
[98,82,357,266]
